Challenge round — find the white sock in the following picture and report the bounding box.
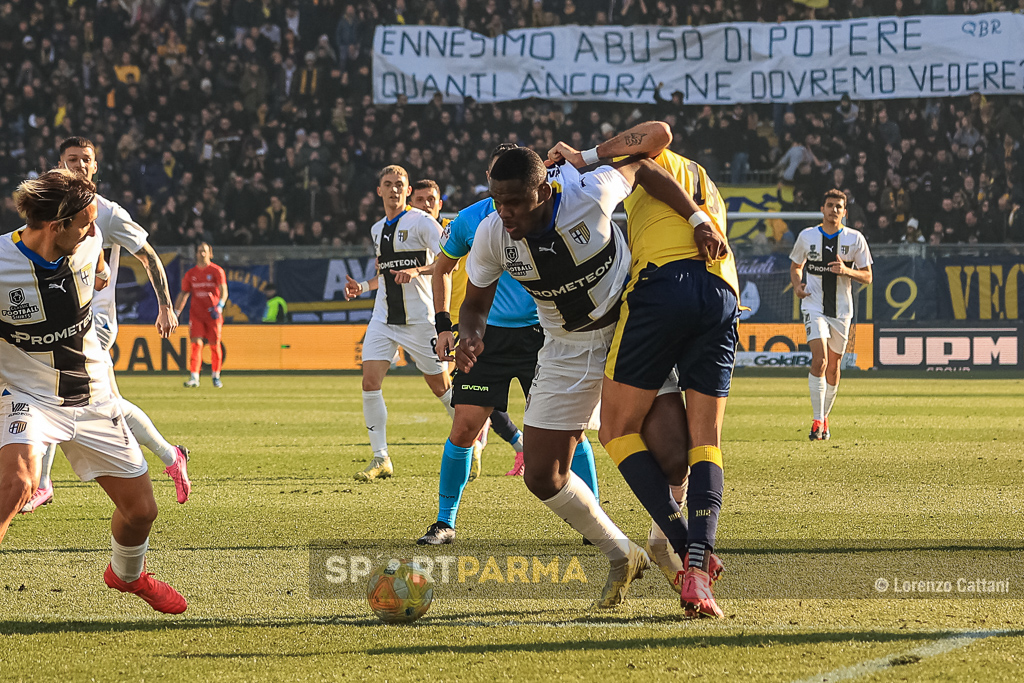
[39,443,57,489]
[212,372,221,379]
[808,374,827,420]
[121,399,177,466]
[111,535,149,583]
[190,372,199,382]
[824,382,839,418]
[362,390,388,457]
[512,432,524,453]
[438,387,455,418]
[541,472,629,562]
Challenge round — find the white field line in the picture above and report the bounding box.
[790,630,1007,683]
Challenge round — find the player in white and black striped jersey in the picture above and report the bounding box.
[789,189,873,441]
[18,137,192,515]
[0,169,186,613]
[343,165,452,481]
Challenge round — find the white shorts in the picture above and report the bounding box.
[657,368,681,397]
[1,390,146,481]
[804,312,851,355]
[361,319,445,376]
[94,311,118,352]
[525,328,677,431]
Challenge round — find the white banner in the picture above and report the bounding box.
[373,14,1024,105]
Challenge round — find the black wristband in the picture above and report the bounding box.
[434,311,453,334]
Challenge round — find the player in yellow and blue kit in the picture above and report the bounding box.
[550,136,737,618]
[413,153,602,546]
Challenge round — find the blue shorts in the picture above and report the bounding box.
[605,259,739,397]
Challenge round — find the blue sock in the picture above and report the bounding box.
[570,436,599,500]
[437,439,474,527]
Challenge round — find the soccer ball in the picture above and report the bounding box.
[366,558,433,624]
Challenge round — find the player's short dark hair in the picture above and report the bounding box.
[487,143,518,172]
[488,147,546,189]
[196,241,212,256]
[822,188,846,206]
[59,136,96,156]
[411,179,439,194]
[378,165,409,183]
[15,168,96,228]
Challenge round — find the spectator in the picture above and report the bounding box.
[901,218,926,244]
[0,0,1020,251]
[262,284,288,323]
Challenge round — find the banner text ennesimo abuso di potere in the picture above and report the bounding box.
[373,14,1024,104]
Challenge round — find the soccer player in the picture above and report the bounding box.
[21,137,191,513]
[342,165,452,481]
[410,178,490,482]
[0,169,186,613]
[790,189,873,440]
[458,139,701,607]
[553,137,736,618]
[174,242,228,389]
[412,151,602,546]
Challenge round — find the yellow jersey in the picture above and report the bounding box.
[438,218,469,324]
[622,150,739,298]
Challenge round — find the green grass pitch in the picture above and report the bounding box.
[2,374,1023,682]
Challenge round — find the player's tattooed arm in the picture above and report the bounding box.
[597,121,671,159]
[134,242,178,337]
[623,132,646,147]
[548,121,670,169]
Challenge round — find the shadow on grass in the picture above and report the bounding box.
[157,652,319,659]
[0,607,564,637]
[362,628,1024,657]
[0,616,377,636]
[6,617,1022,659]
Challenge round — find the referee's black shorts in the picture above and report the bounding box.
[452,324,543,412]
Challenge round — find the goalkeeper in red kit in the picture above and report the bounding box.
[174,242,228,388]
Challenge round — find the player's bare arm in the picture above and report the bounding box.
[344,260,379,301]
[94,250,110,291]
[391,261,434,284]
[548,121,671,167]
[173,291,189,317]
[133,242,177,337]
[454,280,497,373]
[790,260,810,298]
[829,260,873,284]
[615,156,729,262]
[432,253,460,361]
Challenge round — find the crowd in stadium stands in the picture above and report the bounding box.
[0,0,1022,249]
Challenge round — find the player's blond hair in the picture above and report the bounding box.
[15,168,96,228]
[378,165,409,184]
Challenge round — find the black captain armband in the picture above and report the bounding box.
[435,311,453,335]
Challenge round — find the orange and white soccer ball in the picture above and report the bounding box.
[366,558,433,624]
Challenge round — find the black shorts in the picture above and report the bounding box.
[606,259,739,397]
[452,324,544,412]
